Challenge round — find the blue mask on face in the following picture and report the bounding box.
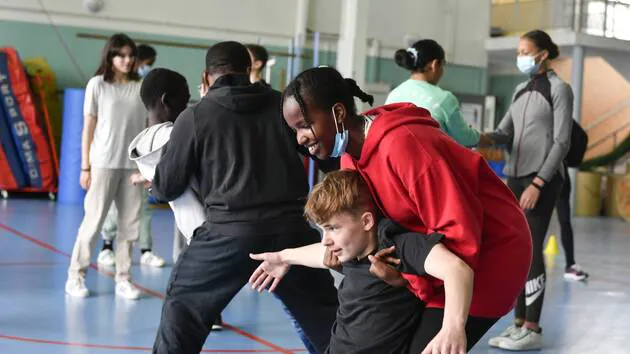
[138,65,152,78]
[517,55,540,75]
[329,107,349,158]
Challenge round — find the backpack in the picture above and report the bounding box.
[547,92,588,168]
[565,122,588,168]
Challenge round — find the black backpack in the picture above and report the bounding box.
[546,87,588,167]
[565,122,588,168]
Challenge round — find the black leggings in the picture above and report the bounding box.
[407,308,498,353]
[508,173,562,324]
[556,166,576,268]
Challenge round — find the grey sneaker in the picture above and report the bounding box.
[498,327,542,351]
[488,324,522,347]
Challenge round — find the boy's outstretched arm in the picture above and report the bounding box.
[249,243,329,292]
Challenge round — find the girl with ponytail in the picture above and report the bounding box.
[386,39,482,147]
[272,66,532,352]
[482,29,575,351]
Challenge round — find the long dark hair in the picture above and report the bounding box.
[282,67,374,123]
[94,33,140,82]
[394,39,445,73]
[522,30,560,59]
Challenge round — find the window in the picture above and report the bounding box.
[585,0,630,40]
[492,0,538,4]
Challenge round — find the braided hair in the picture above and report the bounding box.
[282,67,374,123]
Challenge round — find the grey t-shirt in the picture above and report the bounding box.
[84,75,147,169]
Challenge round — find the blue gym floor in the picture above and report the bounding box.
[1,199,629,354]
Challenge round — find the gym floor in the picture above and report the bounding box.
[1,199,629,354]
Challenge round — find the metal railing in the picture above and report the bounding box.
[587,120,630,150]
[582,97,630,157]
[583,99,630,131]
[491,0,630,41]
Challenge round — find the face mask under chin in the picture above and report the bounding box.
[329,107,349,158]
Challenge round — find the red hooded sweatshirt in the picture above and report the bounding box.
[341,103,533,318]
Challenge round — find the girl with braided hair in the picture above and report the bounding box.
[278,66,533,353]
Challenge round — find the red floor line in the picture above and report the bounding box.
[0,333,305,353]
[0,261,61,267]
[0,223,71,258]
[0,222,296,354]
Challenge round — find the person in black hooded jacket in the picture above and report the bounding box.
[151,41,339,354]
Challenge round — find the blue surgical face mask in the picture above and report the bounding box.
[138,65,152,78]
[329,107,349,158]
[517,54,540,75]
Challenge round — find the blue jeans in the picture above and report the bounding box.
[276,293,319,354]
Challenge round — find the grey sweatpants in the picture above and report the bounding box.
[67,168,142,283]
[102,191,188,262]
[102,188,153,250]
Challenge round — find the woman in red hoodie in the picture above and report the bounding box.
[282,67,533,353]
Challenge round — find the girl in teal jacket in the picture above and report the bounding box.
[386,39,480,147]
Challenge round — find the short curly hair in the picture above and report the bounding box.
[305,170,376,225]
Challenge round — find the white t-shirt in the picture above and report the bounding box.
[128,122,205,242]
[84,75,147,169]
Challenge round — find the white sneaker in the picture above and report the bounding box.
[564,264,589,282]
[140,251,166,268]
[65,278,89,298]
[212,315,223,331]
[498,327,542,351]
[488,324,522,347]
[115,281,141,300]
[97,249,115,267]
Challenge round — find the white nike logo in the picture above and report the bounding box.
[525,274,545,306]
[525,288,543,306]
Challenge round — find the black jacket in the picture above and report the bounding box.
[152,74,338,235]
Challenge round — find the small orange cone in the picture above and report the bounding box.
[544,235,559,256]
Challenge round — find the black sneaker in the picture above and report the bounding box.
[211,314,223,331]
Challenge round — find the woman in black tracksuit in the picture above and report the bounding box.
[481,30,573,351]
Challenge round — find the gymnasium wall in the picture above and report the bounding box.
[0,0,490,95]
[488,74,525,124]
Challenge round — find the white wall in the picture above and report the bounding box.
[0,0,490,67]
[592,48,630,82]
[450,0,490,68]
[0,0,298,45]
[308,0,342,35]
[308,0,489,67]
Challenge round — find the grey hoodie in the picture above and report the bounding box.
[490,70,573,182]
